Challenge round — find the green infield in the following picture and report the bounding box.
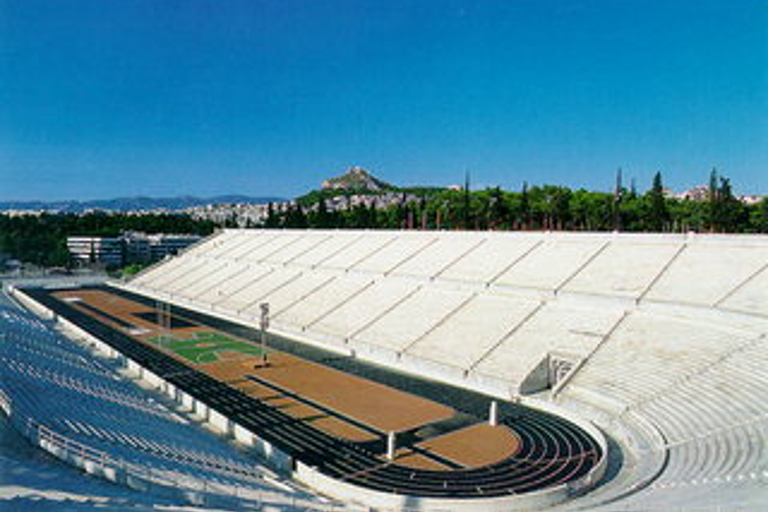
[148,331,268,364]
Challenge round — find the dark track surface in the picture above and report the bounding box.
[22,285,603,499]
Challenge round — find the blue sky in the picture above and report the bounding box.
[1,0,766,201]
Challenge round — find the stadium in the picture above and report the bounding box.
[2,228,767,511]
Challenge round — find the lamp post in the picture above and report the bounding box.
[259,303,270,366]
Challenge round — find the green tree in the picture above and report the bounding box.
[750,198,768,233]
[613,168,623,231]
[283,204,308,228]
[311,199,333,229]
[0,212,214,268]
[487,187,509,229]
[647,172,669,232]
[705,169,745,232]
[264,202,280,228]
[707,168,722,232]
[520,182,531,229]
[716,177,746,232]
[462,172,472,230]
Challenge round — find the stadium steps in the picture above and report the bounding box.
[0,304,307,502]
[290,232,365,269]
[262,232,333,266]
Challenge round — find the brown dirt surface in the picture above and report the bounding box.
[202,351,453,435]
[251,352,454,434]
[52,289,204,337]
[200,356,377,441]
[417,423,521,468]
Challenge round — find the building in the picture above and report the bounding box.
[66,236,124,267]
[148,233,203,261]
[67,232,203,267]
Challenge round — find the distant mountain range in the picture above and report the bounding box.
[0,195,285,213]
[2,167,420,214]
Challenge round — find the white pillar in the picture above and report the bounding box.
[386,431,396,461]
[489,400,498,426]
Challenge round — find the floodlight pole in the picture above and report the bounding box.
[156,300,171,343]
[260,303,270,366]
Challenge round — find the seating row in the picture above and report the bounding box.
[131,230,768,314]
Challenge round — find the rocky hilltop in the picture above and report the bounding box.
[321,166,393,192]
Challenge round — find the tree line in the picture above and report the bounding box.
[268,171,768,234]
[0,213,216,268]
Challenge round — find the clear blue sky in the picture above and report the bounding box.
[1,0,766,201]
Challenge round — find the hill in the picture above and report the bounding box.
[321,166,393,192]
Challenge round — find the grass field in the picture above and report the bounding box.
[147,331,268,364]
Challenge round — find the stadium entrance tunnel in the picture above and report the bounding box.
[12,285,610,510]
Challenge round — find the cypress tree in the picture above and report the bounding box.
[708,168,720,232]
[647,171,668,232]
[613,168,623,231]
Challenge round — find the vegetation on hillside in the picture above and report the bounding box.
[277,172,768,234]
